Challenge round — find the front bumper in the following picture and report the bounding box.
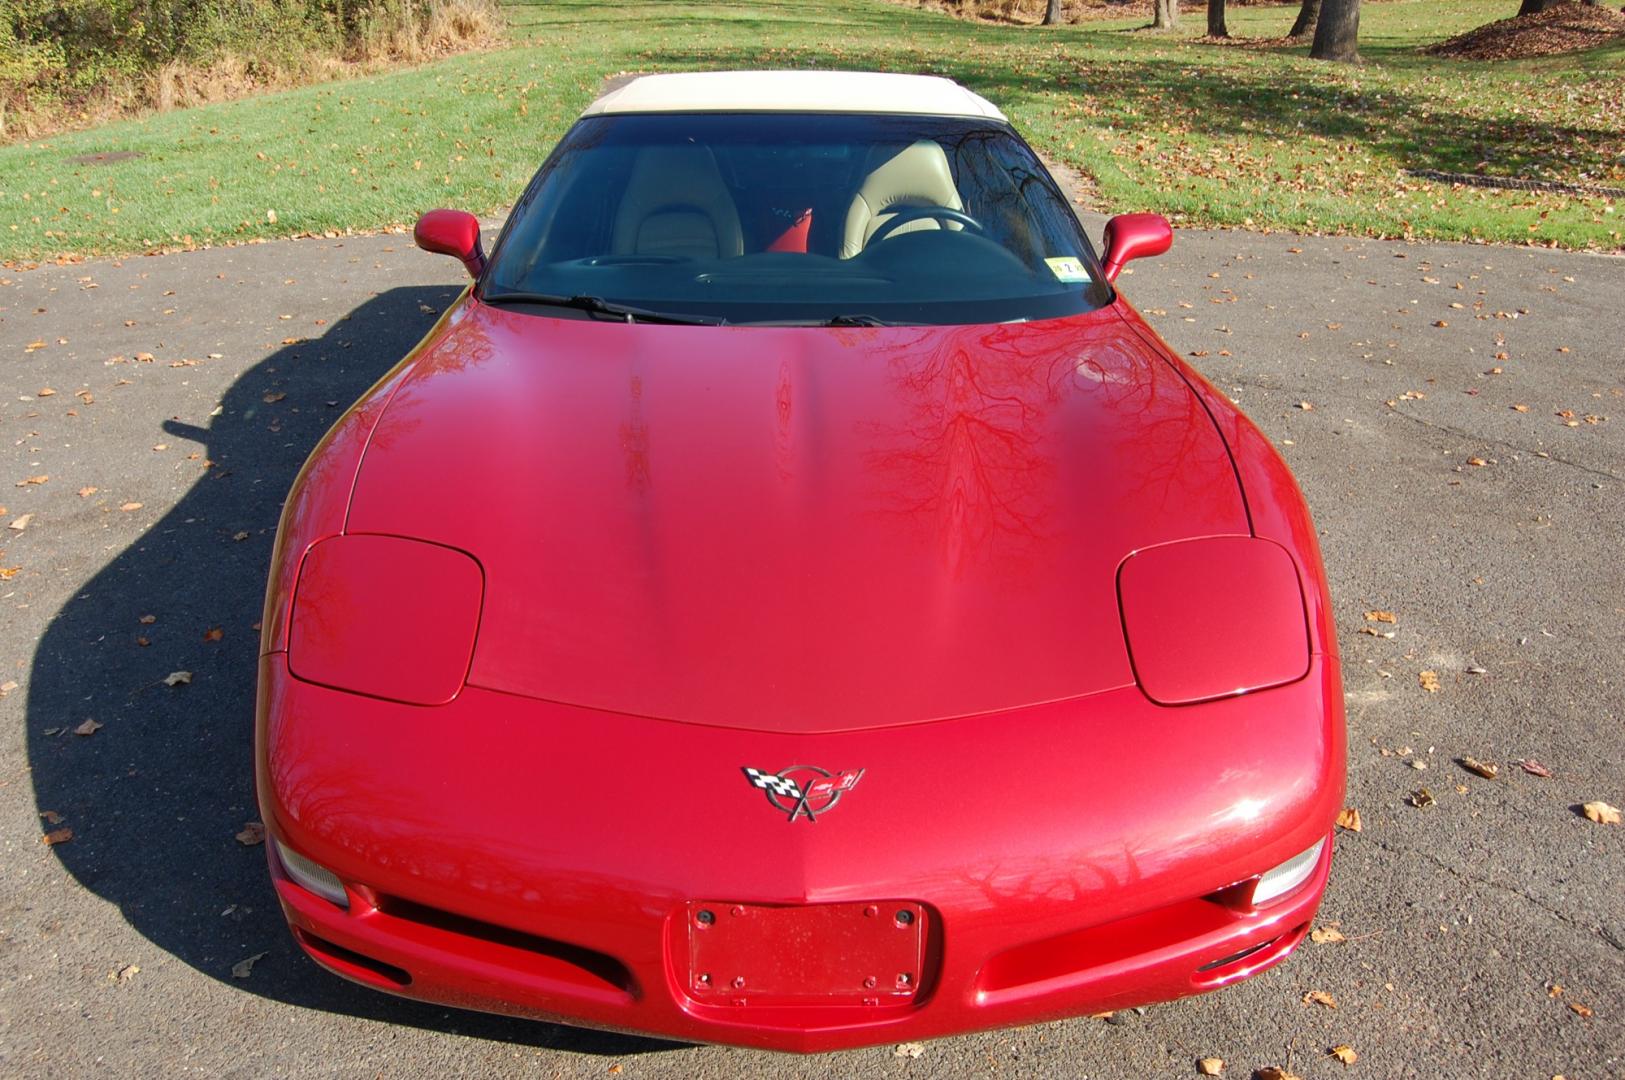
[257,654,1342,1052]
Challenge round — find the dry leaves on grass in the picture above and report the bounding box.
[1582,801,1621,825]
[1335,807,1362,832]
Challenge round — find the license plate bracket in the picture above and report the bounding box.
[685,900,925,1006]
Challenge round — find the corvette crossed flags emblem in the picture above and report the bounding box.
[742,765,865,822]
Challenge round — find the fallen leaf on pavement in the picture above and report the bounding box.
[263,392,286,404]
[1516,758,1553,777]
[139,614,156,624]
[1581,801,1621,825]
[204,627,224,642]
[1459,757,1498,780]
[1297,401,1314,411]
[1311,926,1347,944]
[77,486,97,497]
[42,827,73,846]
[1364,610,1397,623]
[1568,1002,1593,1018]
[1328,1045,1357,1065]
[1254,1068,1302,1080]
[235,822,265,846]
[1198,1058,1224,1076]
[119,502,142,512]
[1419,670,1441,692]
[0,680,17,695]
[1303,990,1337,1008]
[231,952,268,979]
[1335,807,1362,832]
[16,475,47,487]
[164,671,192,687]
[1409,788,1437,808]
[893,1042,924,1058]
[6,514,31,531]
[73,718,102,736]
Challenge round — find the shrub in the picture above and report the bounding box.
[0,0,502,137]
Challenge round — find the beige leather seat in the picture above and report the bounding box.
[840,140,963,259]
[612,146,744,260]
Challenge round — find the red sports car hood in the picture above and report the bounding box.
[344,299,1248,732]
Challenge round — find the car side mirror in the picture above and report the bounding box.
[1100,213,1173,283]
[414,209,486,279]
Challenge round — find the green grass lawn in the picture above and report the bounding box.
[1,0,1620,260]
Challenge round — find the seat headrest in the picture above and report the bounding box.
[841,140,963,259]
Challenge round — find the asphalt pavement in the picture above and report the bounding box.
[1,213,1621,1078]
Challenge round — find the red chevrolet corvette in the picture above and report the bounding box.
[257,70,1344,1052]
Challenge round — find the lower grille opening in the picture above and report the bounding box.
[377,896,636,996]
[295,928,412,987]
[1196,938,1275,972]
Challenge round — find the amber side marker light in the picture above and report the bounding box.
[1251,838,1326,906]
[274,838,350,909]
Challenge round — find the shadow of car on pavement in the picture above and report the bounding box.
[26,283,677,1055]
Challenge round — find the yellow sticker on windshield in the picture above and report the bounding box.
[1045,256,1091,283]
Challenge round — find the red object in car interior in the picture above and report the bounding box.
[766,209,813,253]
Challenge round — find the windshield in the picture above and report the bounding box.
[480,112,1112,325]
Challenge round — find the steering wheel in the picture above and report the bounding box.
[866,205,985,246]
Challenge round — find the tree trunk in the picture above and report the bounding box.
[1309,0,1360,61]
[1043,0,1064,25]
[1517,0,1561,13]
[1208,0,1228,38]
[1152,0,1178,30]
[1289,0,1320,38]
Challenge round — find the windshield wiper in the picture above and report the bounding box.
[480,291,725,326]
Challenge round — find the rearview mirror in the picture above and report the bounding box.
[414,209,486,279]
[1100,213,1173,283]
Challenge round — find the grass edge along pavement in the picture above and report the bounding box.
[0,0,1620,263]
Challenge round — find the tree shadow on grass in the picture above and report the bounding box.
[25,284,675,1056]
[631,38,1618,184]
